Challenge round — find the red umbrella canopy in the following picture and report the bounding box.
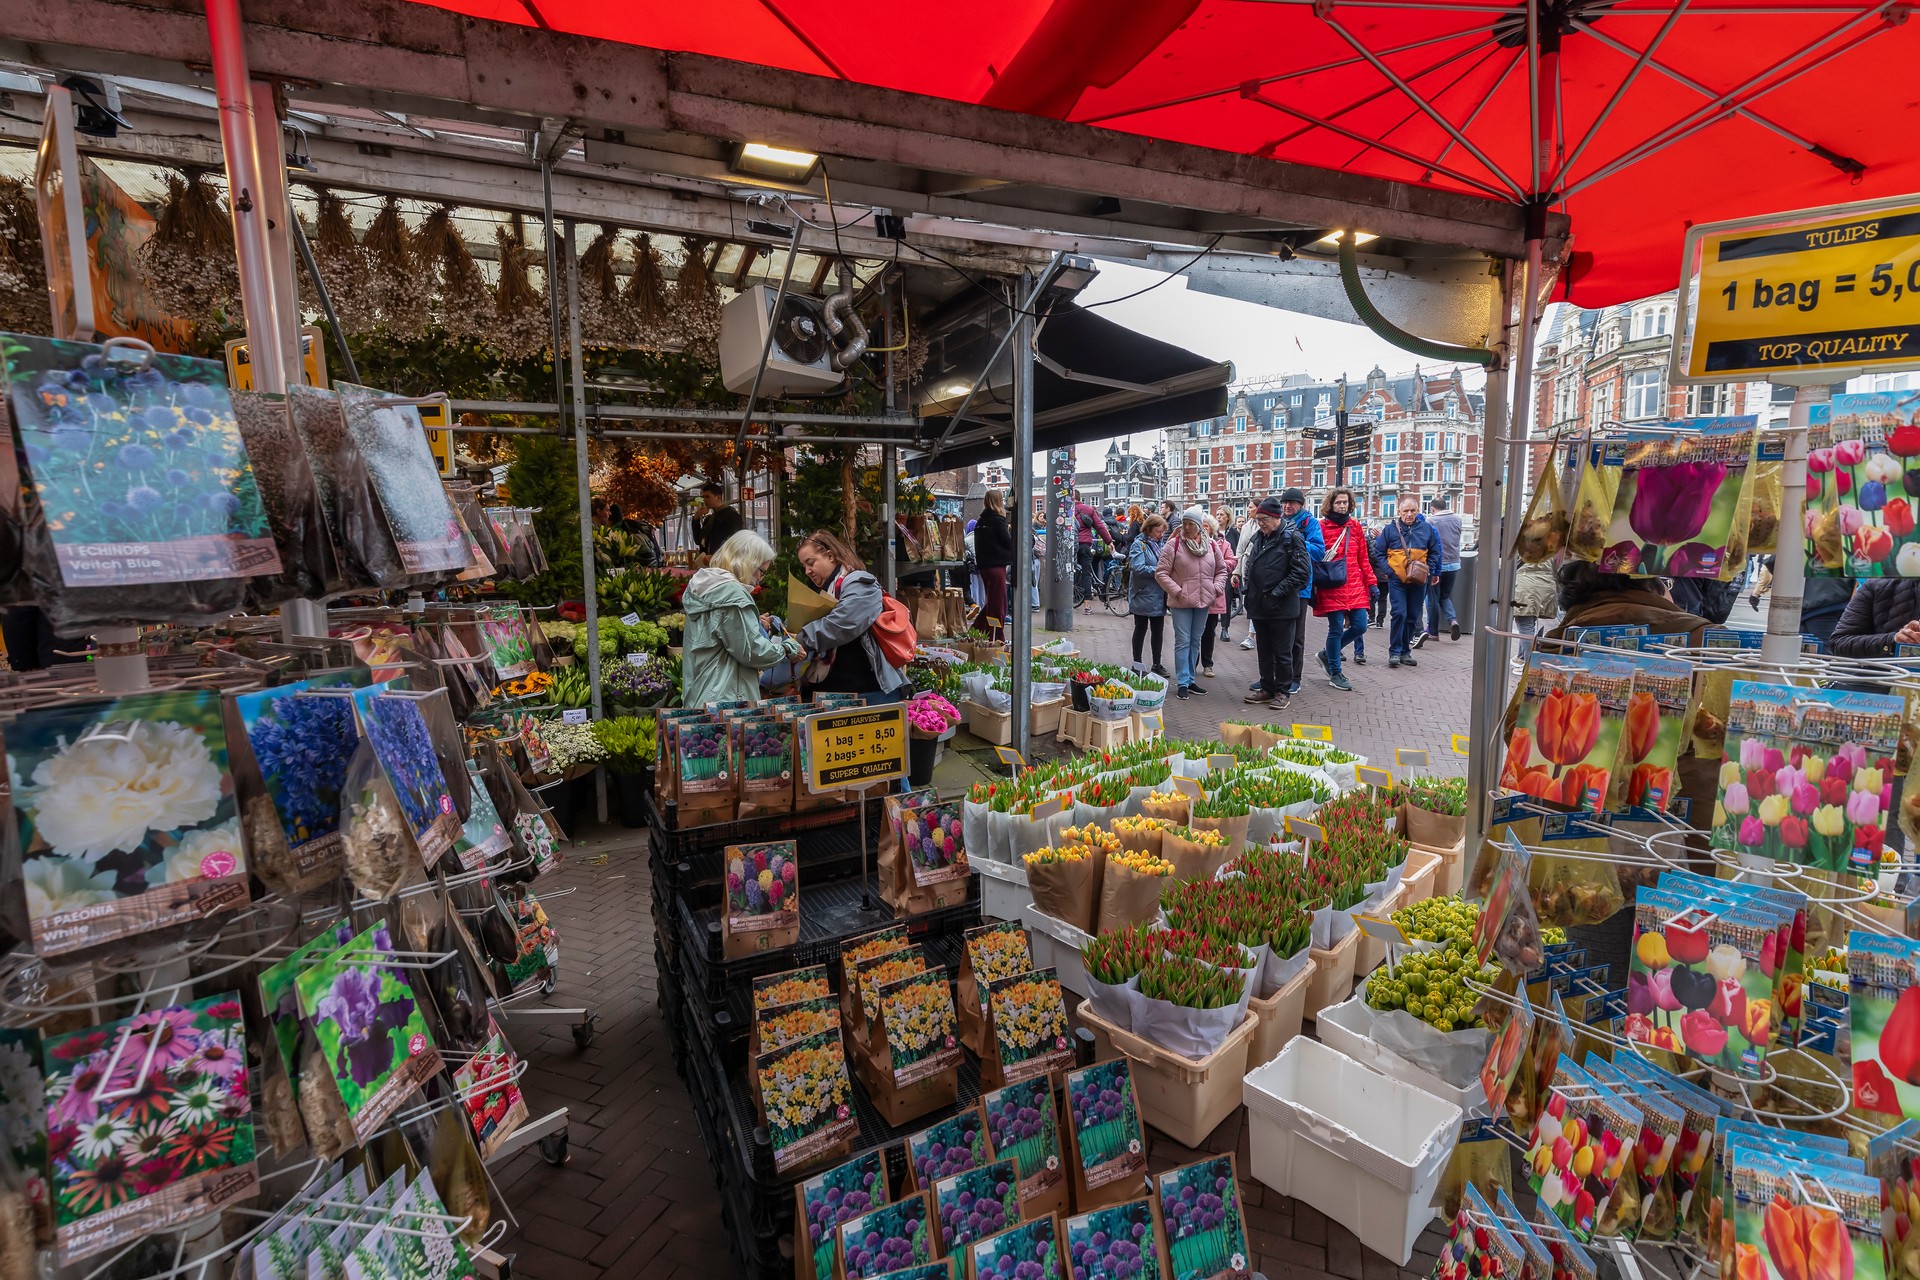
[413,0,1920,306]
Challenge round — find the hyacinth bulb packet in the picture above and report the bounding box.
[1531,1204,1598,1280]
[1590,420,1760,580]
[1525,1057,1642,1242]
[983,1076,1064,1202]
[1711,681,1903,874]
[1848,931,1920,1120]
[1585,1055,1683,1240]
[896,791,970,887]
[1434,1185,1523,1280]
[839,1190,934,1280]
[797,1151,888,1280]
[1805,393,1920,579]
[726,839,800,939]
[909,1105,988,1190]
[1728,1147,1884,1280]
[1154,1156,1250,1280]
[1609,658,1692,814]
[879,967,963,1087]
[1066,1058,1146,1191]
[757,1029,856,1177]
[1499,653,1637,813]
[934,1158,1021,1254]
[1065,1199,1165,1280]
[1497,1189,1553,1280]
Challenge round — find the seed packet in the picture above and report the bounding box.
[737,717,795,820]
[1065,1059,1147,1196]
[383,1172,476,1280]
[983,1075,1066,1212]
[755,964,833,1015]
[41,992,260,1264]
[757,1028,856,1177]
[7,689,249,956]
[1498,1188,1553,1280]
[1066,1199,1165,1280]
[1531,1203,1597,1280]
[1473,834,1545,974]
[295,921,444,1144]
[1436,1185,1523,1280]
[1500,652,1637,812]
[985,968,1073,1085]
[1807,393,1920,578]
[479,604,533,681]
[451,765,512,871]
[840,1190,934,1280]
[909,1106,988,1190]
[1588,420,1760,580]
[450,1020,527,1161]
[878,967,962,1088]
[353,686,458,869]
[1153,1155,1250,1280]
[1524,1058,1641,1242]
[1481,987,1534,1117]
[1586,1055,1682,1240]
[796,1151,889,1280]
[723,839,800,959]
[1610,658,1691,814]
[335,384,471,577]
[237,680,365,891]
[934,1158,1021,1254]
[967,1213,1064,1280]
[1728,1147,1884,1280]
[1625,893,1781,1076]
[1867,1119,1920,1280]
[1849,931,1920,1119]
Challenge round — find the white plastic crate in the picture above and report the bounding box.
[1243,1036,1462,1266]
[1314,993,1489,1117]
[972,858,1030,922]
[1021,904,1091,1000]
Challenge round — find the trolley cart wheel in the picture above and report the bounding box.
[539,1129,570,1166]
[571,1013,599,1050]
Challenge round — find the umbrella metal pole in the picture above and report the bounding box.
[1011,279,1035,758]
[1761,385,1823,665]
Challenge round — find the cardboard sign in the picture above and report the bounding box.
[804,705,907,792]
[1353,913,1410,945]
[619,612,642,627]
[562,708,589,725]
[1137,711,1164,734]
[1284,817,1323,845]
[1356,765,1394,790]
[1291,724,1333,741]
[1170,775,1203,799]
[1395,747,1430,767]
[1207,754,1234,772]
[1030,794,1071,821]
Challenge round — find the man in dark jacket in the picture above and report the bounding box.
[1831,579,1920,657]
[1237,495,1310,710]
[1374,496,1442,667]
[695,481,744,556]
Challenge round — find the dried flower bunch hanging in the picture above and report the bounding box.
[138,169,241,339]
[0,176,48,335]
[416,204,493,341]
[625,232,673,350]
[493,212,550,359]
[669,235,722,358]
[362,195,428,339]
[302,186,373,333]
[575,223,634,349]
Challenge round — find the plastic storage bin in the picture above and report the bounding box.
[1243,1036,1463,1265]
[1302,929,1358,1021]
[973,858,1031,922]
[1313,993,1490,1117]
[967,702,1014,745]
[1022,904,1092,999]
[1030,698,1066,737]
[1079,999,1260,1147]
[1247,957,1315,1069]
[1414,838,1466,897]
[1399,848,1441,906]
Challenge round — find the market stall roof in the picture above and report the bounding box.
[394,0,1920,307]
[910,303,1232,473]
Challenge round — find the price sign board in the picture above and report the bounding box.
[994,746,1028,771]
[1675,194,1920,383]
[1395,748,1430,768]
[417,395,457,478]
[1451,733,1472,757]
[804,705,907,792]
[1291,724,1333,741]
[224,326,330,392]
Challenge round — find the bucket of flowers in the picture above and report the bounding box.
[906,691,962,786]
[1069,668,1101,711]
[1088,681,1137,722]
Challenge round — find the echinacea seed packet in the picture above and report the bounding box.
[839,1189,933,1280]
[795,1150,888,1280]
[1500,653,1637,813]
[756,1029,856,1177]
[1066,1198,1166,1280]
[1153,1155,1250,1280]
[909,1105,988,1191]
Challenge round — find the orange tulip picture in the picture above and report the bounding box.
[1758,1196,1852,1280]
[1537,689,1602,767]
[1560,763,1612,811]
[1624,691,1661,764]
[1501,729,1535,790]
[1628,763,1674,809]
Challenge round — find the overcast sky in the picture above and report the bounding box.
[1065,258,1483,471]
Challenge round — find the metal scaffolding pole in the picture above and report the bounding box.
[206,0,288,392]
[564,221,606,825]
[1010,274,1036,758]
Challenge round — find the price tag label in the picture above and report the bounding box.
[1138,711,1164,735]
[626,652,647,667]
[1171,775,1203,799]
[620,613,641,627]
[1291,724,1333,742]
[995,746,1028,770]
[803,705,907,792]
[562,708,589,725]
[1207,754,1235,773]
[1031,794,1071,820]
[1395,748,1430,768]
[1353,914,1411,945]
[1356,765,1394,790]
[1285,817,1324,845]
[1451,733,1472,756]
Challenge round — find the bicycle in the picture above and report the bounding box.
[1075,551,1130,615]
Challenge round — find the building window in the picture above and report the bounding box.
[1423,432,1438,452]
[1383,463,1398,484]
[1422,461,1436,483]
[1381,497,1394,516]
[1315,393,1331,420]
[1625,370,1664,420]
[1236,444,1247,464]
[1590,384,1613,428]
[1383,432,1399,453]
[1687,383,1727,416]
[1198,449,1211,466]
[1444,432,1457,452]
[1348,466,1364,486]
[1443,463,1456,482]
[1630,303,1673,341]
[1312,468,1325,488]
[1234,414,1247,431]
[1197,476,1209,494]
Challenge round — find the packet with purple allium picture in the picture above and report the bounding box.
[1153,1155,1250,1280]
[795,1150,889,1280]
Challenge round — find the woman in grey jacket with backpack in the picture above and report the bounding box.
[796,529,908,700]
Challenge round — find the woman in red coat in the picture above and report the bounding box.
[1311,487,1377,692]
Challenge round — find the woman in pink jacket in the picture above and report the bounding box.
[1155,507,1228,699]
[1199,516,1237,680]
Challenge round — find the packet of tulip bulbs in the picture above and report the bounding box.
[1585,419,1761,580]
[1865,1119,1920,1280]
[984,1075,1067,1218]
[1607,658,1692,815]
[757,1028,857,1178]
[722,840,800,960]
[1473,833,1547,975]
[1481,987,1534,1119]
[1435,1184,1524,1280]
[1728,1150,1884,1280]
[1712,680,1904,873]
[1524,1057,1641,1242]
[1609,1050,1723,1242]
[1497,1188,1553,1280]
[1584,1054,1683,1240]
[908,1103,988,1190]
[1530,1203,1597,1280]
[933,1157,1021,1255]
[1528,812,1624,929]
[1848,931,1920,1119]
[1501,652,1639,812]
[1625,893,1781,1076]
[1804,392,1920,579]
[838,1188,934,1280]
[794,1150,889,1280]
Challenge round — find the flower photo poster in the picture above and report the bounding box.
[12,690,248,956]
[41,993,259,1265]
[293,920,444,1144]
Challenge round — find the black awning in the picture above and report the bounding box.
[911,303,1231,473]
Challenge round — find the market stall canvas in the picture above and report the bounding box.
[757,1029,857,1177]
[11,689,248,956]
[41,993,259,1265]
[1500,653,1636,811]
[293,920,445,1144]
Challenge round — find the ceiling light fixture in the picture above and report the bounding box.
[729,141,821,183]
[1314,230,1378,247]
[939,382,972,398]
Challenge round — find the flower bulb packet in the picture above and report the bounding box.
[450,1019,528,1161]
[889,790,969,888]
[1587,420,1760,580]
[1500,653,1637,813]
[1657,871,1809,1028]
[754,964,832,1015]
[258,917,357,1102]
[1497,1188,1553,1280]
[839,1189,934,1280]
[294,921,444,1144]
[478,604,534,681]
[757,996,841,1058]
[352,687,458,868]
[795,1151,888,1280]
[1585,1055,1682,1241]
[1710,1123,1855,1273]
[934,1157,1020,1254]
[1625,891,1783,1074]
[1472,834,1545,975]
[1607,658,1692,814]
[1865,1118,1920,1280]
[968,1212,1064,1280]
[1805,393,1920,579]
[983,1076,1065,1209]
[1728,1150,1883,1280]
[878,966,962,1088]
[10,689,249,956]
[856,948,928,1029]
[724,839,800,946]
[451,765,511,872]
[960,922,1033,1022]
[1065,1198,1166,1280]
[735,717,795,819]
[1524,1057,1642,1242]
[756,1028,856,1177]
[1848,931,1920,1119]
[1608,1051,1723,1242]
[985,968,1073,1084]
[1434,1185,1523,1280]
[1530,1203,1597,1280]
[1711,681,1903,874]
[1154,1155,1250,1280]
[335,384,472,578]
[909,1104,988,1190]
[236,677,366,890]
[1066,1058,1147,1192]
[40,992,260,1265]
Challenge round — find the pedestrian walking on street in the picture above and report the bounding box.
[1278,488,1324,693]
[1422,496,1464,645]
[1154,508,1227,700]
[1376,495,1440,668]
[1237,495,1310,710]
[1310,487,1375,692]
[1199,517,1238,677]
[1128,514,1170,675]
[1237,504,1261,653]
[973,489,1014,642]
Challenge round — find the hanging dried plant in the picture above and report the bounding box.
[302,186,372,334]
[890,327,931,403]
[138,169,241,338]
[493,213,550,360]
[624,233,672,349]
[669,235,721,359]
[0,176,48,335]
[362,196,428,338]
[575,223,633,349]
[416,204,492,340]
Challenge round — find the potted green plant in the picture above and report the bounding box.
[593,715,657,827]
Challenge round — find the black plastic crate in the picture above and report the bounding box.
[662,821,874,911]
[645,790,882,862]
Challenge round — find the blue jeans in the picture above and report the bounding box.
[1170,607,1207,687]
[1426,565,1460,634]
[1324,608,1368,676]
[1388,581,1426,656]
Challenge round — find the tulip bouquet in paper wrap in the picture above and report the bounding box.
[1710,681,1903,873]
[1567,419,1760,580]
[1501,652,1636,812]
[1024,843,1103,933]
[1802,393,1920,578]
